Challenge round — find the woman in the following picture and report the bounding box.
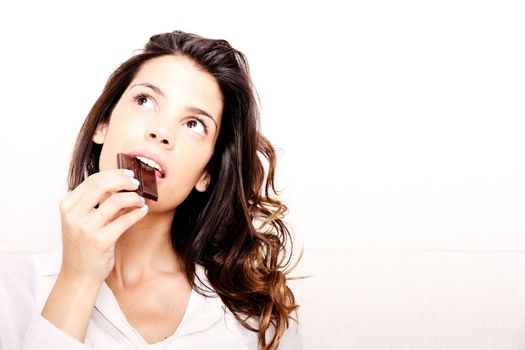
[0,30,301,349]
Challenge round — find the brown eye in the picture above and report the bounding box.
[133,93,155,110]
[185,118,207,136]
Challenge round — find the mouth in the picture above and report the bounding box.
[127,150,168,181]
[135,156,165,179]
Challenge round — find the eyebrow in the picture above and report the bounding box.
[129,82,218,127]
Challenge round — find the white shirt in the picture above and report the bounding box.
[0,251,302,350]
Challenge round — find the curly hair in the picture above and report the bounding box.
[68,30,300,349]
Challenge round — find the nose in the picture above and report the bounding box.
[145,125,173,149]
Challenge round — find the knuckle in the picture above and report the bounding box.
[59,192,75,213]
[84,171,97,183]
[61,211,76,227]
[92,179,105,192]
[59,199,68,213]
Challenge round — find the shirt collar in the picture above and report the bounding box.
[93,264,224,346]
[32,248,225,345]
[173,265,224,338]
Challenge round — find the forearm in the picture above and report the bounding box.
[41,271,101,342]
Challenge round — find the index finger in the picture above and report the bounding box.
[61,169,138,213]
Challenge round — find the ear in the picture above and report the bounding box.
[195,171,211,192]
[92,123,108,144]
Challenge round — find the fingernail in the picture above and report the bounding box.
[140,204,148,212]
[139,196,145,204]
[124,169,134,177]
[131,178,140,186]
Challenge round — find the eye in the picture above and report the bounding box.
[133,93,155,110]
[185,118,207,136]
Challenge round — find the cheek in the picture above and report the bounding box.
[97,138,118,171]
[96,121,139,171]
[168,144,214,185]
[181,147,213,179]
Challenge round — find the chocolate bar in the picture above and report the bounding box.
[117,153,158,201]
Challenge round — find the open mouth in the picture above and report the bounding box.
[135,156,166,178]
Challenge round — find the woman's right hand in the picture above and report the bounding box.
[58,169,148,284]
[41,169,147,342]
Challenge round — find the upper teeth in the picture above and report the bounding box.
[136,156,162,173]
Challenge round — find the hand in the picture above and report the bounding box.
[58,169,147,284]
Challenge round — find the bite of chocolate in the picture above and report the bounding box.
[117,153,158,201]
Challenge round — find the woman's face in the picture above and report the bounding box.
[93,54,223,212]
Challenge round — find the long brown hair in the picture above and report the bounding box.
[68,30,299,349]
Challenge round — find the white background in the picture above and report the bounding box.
[0,1,524,349]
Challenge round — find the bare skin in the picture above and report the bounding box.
[104,214,192,343]
[42,55,223,344]
[106,270,191,343]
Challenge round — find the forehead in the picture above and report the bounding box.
[130,55,223,119]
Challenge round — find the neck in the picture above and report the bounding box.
[107,210,184,289]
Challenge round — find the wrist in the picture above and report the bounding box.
[58,267,104,288]
[41,270,102,342]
